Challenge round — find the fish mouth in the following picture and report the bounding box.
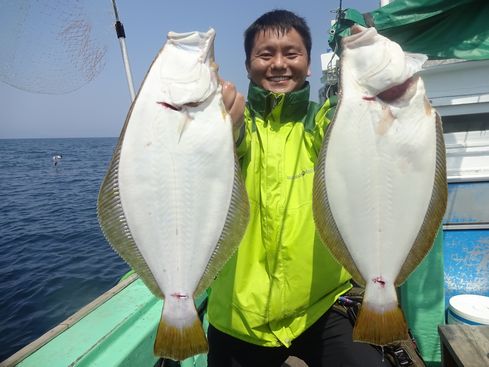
[157,101,181,111]
[362,76,419,103]
[156,101,203,111]
[377,76,419,102]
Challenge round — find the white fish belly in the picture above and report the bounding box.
[118,89,234,297]
[324,80,437,292]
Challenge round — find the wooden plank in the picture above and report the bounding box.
[438,325,489,367]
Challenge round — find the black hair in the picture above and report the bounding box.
[244,9,312,67]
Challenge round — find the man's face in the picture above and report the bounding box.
[247,28,310,94]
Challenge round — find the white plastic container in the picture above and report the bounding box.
[447,294,489,325]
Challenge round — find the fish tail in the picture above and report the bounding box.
[352,300,409,346]
[154,296,208,361]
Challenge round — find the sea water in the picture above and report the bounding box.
[0,138,129,361]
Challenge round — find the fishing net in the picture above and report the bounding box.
[0,0,113,94]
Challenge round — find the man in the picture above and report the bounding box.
[209,10,392,367]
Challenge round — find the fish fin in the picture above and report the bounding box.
[154,296,208,360]
[396,114,447,285]
[353,301,409,346]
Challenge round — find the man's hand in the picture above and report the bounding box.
[220,80,245,135]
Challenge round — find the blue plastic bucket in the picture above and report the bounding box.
[447,294,489,325]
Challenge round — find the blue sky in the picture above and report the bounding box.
[0,0,379,139]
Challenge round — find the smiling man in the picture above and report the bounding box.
[207,10,394,367]
[245,22,310,94]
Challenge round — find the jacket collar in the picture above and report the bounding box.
[247,82,310,121]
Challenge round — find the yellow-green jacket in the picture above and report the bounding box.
[208,82,352,347]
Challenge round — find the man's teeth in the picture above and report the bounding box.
[269,76,290,81]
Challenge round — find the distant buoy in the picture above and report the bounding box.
[52,154,63,166]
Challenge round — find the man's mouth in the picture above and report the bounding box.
[267,76,292,82]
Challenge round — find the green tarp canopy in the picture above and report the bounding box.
[330,0,489,60]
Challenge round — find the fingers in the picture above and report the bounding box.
[220,79,236,111]
[220,80,245,130]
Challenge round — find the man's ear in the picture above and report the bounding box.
[307,66,311,77]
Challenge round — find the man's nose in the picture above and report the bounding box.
[271,54,286,69]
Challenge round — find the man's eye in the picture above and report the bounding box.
[286,52,299,59]
[259,53,272,60]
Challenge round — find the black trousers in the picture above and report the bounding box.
[207,309,393,367]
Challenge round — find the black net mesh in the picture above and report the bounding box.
[0,0,112,94]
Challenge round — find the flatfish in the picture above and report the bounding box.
[97,29,249,360]
[313,25,447,346]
